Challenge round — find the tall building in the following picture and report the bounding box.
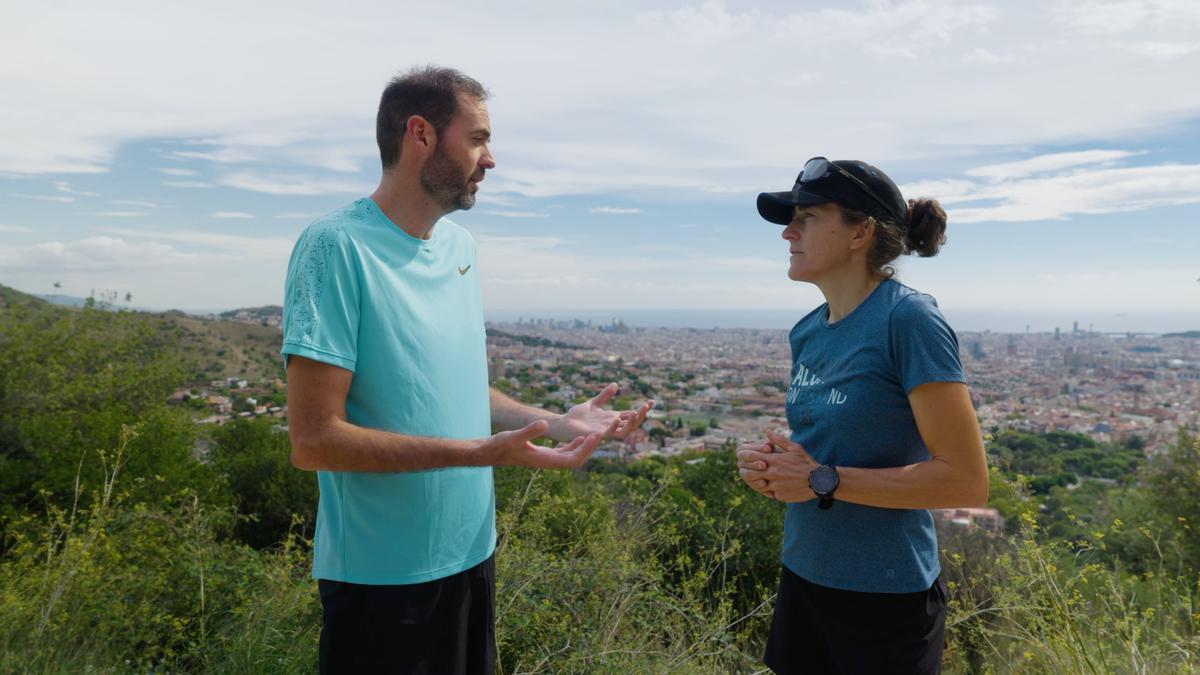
[970,340,986,360]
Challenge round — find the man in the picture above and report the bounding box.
[281,66,652,674]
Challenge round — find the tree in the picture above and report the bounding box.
[0,302,223,535]
[1147,429,1200,571]
[209,417,318,548]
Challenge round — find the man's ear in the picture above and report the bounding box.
[405,115,437,154]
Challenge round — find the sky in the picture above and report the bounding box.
[1,0,1198,331]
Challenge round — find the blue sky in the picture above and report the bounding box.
[1,0,1198,330]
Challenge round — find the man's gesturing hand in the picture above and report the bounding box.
[547,383,654,443]
[485,419,605,469]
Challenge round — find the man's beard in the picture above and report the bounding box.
[420,144,477,212]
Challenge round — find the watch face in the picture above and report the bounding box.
[810,467,838,493]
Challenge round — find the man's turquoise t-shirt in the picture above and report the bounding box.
[782,279,966,593]
[281,197,494,585]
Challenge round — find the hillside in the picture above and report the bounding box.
[0,284,46,312]
[0,283,283,384]
[157,313,284,383]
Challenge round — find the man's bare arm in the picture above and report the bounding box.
[287,355,601,472]
[489,387,556,433]
[490,384,654,442]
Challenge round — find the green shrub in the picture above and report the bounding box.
[0,426,319,673]
[943,467,1200,674]
[208,418,317,549]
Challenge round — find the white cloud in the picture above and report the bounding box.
[700,186,758,195]
[212,211,255,219]
[171,148,260,163]
[589,206,642,214]
[0,0,1196,201]
[480,210,549,218]
[474,234,564,251]
[52,180,99,197]
[964,150,1138,181]
[173,128,373,174]
[89,211,149,217]
[0,236,194,270]
[0,1,1197,316]
[1124,40,1200,58]
[0,224,35,233]
[12,193,74,203]
[636,2,759,44]
[910,153,1200,223]
[899,179,979,203]
[110,199,158,208]
[1053,0,1200,38]
[0,232,290,309]
[104,227,292,260]
[217,171,369,195]
[903,263,1200,314]
[963,47,1017,65]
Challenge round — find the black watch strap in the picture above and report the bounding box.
[817,494,835,510]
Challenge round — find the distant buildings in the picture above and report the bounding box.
[171,318,1199,451]
[485,320,1198,459]
[934,507,1004,533]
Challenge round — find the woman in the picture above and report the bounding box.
[737,157,988,674]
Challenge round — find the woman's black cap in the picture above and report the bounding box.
[757,159,907,226]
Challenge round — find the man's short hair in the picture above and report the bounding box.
[376,66,490,170]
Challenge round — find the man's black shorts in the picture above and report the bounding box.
[318,554,496,675]
[764,564,947,675]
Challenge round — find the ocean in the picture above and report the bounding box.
[484,308,1199,335]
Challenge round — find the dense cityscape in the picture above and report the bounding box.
[187,314,1199,468]
[485,319,1200,460]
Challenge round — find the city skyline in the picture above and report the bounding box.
[2,1,1198,321]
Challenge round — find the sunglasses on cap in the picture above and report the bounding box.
[796,157,898,220]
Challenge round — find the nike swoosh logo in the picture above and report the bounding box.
[458,264,471,276]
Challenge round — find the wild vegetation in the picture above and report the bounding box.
[0,287,1196,673]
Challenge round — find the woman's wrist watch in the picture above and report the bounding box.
[808,465,839,510]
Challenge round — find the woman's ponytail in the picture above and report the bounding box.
[904,198,947,257]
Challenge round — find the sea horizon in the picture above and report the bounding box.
[484,308,1199,335]
[22,289,1196,336]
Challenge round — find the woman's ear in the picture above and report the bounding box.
[849,216,876,252]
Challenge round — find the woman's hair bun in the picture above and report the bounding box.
[904,198,947,257]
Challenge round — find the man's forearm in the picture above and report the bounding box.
[291,418,487,473]
[489,387,555,432]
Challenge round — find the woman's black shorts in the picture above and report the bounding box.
[764,564,947,674]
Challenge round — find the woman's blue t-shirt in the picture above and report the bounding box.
[782,279,966,593]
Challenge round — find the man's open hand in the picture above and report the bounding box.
[547,383,654,443]
[484,420,605,469]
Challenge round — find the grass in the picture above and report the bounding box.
[0,411,1196,673]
